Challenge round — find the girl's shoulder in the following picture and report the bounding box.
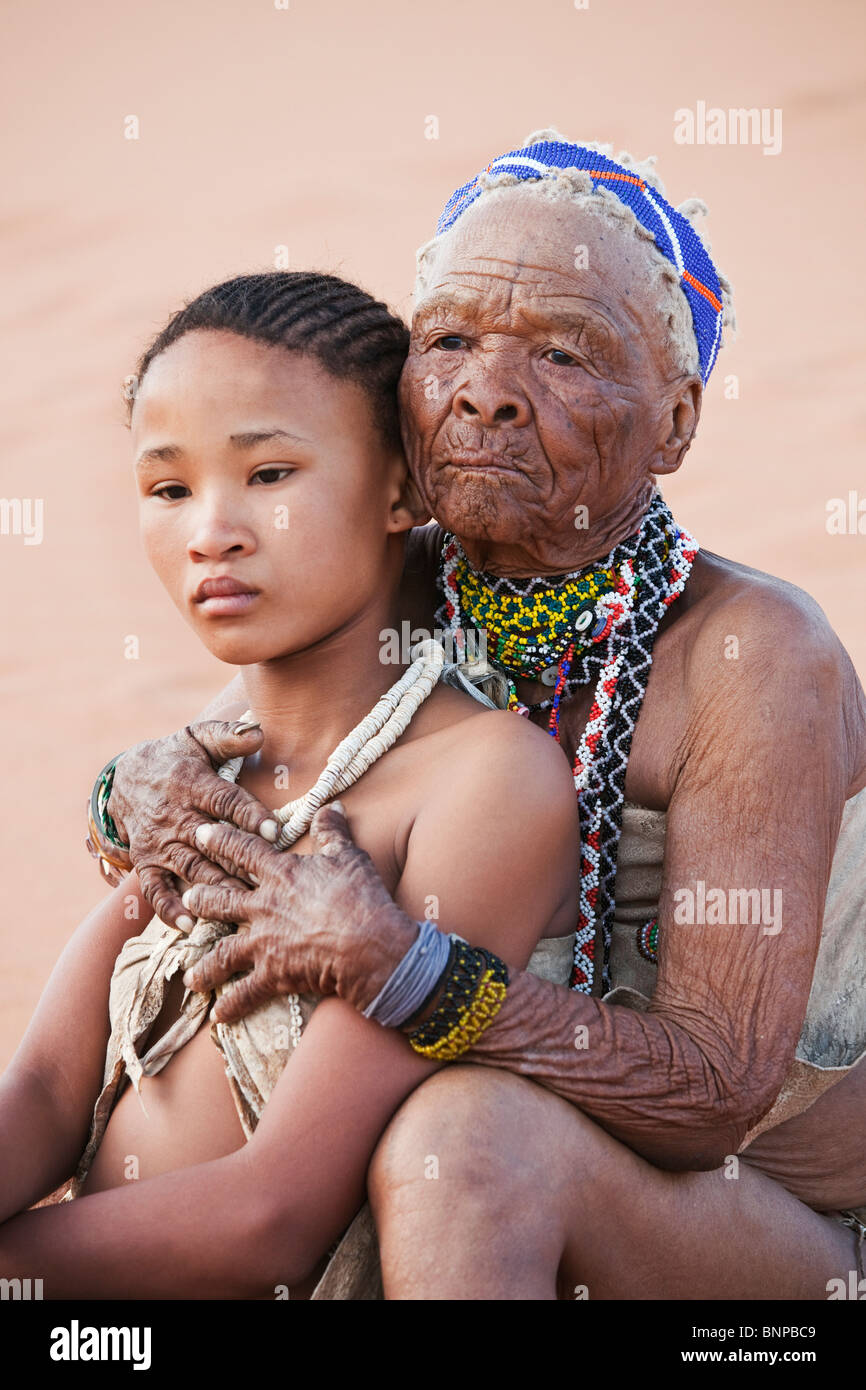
[407,683,577,804]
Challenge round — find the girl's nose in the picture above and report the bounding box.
[187,506,256,561]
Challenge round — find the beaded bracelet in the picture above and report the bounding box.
[415,958,508,1060]
[406,943,509,1061]
[85,755,132,886]
[403,938,487,1042]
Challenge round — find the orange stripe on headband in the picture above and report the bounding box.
[446,183,480,220]
[592,175,723,316]
[590,169,647,190]
[682,269,723,313]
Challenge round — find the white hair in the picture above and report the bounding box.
[415,127,737,380]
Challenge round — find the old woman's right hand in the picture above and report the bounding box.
[108,720,278,928]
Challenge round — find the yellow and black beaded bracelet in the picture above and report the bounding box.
[406,945,509,1061]
[405,940,489,1047]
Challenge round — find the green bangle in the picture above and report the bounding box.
[91,755,130,852]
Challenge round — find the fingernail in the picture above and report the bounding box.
[233,719,261,735]
[331,799,346,816]
[177,914,195,931]
[195,824,214,848]
[259,819,278,842]
[181,888,194,908]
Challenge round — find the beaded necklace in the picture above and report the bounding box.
[435,491,698,994]
[439,542,620,707]
[200,640,445,1052]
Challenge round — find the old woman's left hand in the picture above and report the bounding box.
[180,802,416,1022]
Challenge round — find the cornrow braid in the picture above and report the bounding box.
[126,271,410,450]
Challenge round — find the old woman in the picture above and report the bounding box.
[95,131,866,1298]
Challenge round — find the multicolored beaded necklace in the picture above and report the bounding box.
[439,544,621,711]
[435,490,698,995]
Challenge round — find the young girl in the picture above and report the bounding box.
[0,271,579,1298]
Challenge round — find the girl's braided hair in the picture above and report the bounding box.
[123,270,410,450]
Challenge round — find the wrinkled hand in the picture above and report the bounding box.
[109,720,279,927]
[181,802,416,1022]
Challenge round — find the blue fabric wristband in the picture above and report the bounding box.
[362,918,455,1028]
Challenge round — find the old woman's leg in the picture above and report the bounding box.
[367,1066,859,1300]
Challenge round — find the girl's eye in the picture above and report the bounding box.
[151,484,189,501]
[545,348,579,366]
[432,335,466,351]
[251,467,294,485]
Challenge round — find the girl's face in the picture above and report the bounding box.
[133,329,417,667]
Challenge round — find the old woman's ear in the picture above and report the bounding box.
[649,373,703,478]
[385,450,433,532]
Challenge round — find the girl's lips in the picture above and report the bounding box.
[196,591,260,617]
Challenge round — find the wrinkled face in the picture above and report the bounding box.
[400,185,698,572]
[133,330,410,667]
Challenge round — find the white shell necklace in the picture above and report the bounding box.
[200,639,446,1048]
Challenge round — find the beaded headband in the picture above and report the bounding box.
[435,139,725,385]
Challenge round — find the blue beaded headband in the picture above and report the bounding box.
[435,139,725,385]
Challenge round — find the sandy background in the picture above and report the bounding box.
[1,0,863,1066]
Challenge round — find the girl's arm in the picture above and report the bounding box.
[0,872,153,1222]
[0,714,579,1297]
